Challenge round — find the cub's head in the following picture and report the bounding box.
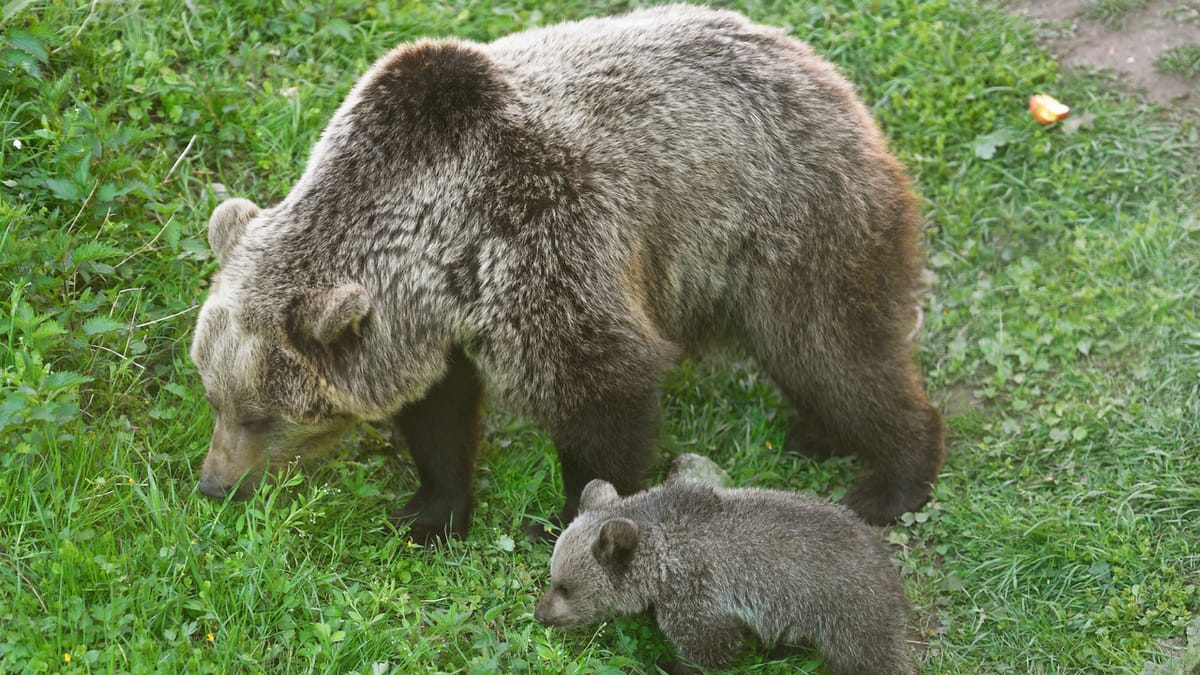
[535,481,650,628]
[189,198,371,500]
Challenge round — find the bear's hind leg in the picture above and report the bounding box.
[758,335,944,525]
[525,385,660,541]
[782,395,848,462]
[390,346,484,543]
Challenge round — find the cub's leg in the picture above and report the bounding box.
[656,607,745,673]
[389,346,483,543]
[818,614,916,675]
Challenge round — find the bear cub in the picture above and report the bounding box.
[535,455,914,675]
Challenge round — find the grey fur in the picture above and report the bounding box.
[536,474,915,674]
[189,5,943,530]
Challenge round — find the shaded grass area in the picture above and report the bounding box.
[2,0,1198,672]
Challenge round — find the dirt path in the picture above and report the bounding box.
[1007,0,1198,108]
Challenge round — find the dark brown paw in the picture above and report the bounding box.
[841,475,931,525]
[387,493,471,544]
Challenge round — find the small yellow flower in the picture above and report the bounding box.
[64,653,71,663]
[765,440,773,450]
[206,632,215,642]
[405,539,415,548]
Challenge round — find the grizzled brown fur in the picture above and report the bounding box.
[535,464,915,674]
[190,5,945,541]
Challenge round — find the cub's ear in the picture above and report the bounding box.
[294,283,372,347]
[208,198,260,266]
[579,480,620,512]
[592,517,639,573]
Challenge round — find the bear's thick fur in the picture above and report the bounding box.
[190,5,944,542]
[535,461,915,674]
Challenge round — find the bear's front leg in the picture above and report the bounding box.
[389,346,483,543]
[524,384,660,541]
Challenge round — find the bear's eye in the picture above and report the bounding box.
[556,584,570,599]
[240,417,274,434]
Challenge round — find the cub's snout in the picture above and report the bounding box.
[534,591,573,627]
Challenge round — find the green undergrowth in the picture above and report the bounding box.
[1155,43,1200,79]
[2,0,1197,672]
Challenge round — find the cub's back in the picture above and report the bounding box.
[659,483,908,645]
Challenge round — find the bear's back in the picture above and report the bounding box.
[484,5,876,188]
[482,6,901,344]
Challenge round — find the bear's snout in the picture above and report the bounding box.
[534,595,559,626]
[534,592,577,627]
[197,475,229,499]
[197,417,268,501]
[197,475,255,501]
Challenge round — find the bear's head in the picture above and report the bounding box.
[189,198,379,500]
[535,480,653,628]
[188,39,519,500]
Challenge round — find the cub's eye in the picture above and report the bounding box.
[240,418,274,434]
[556,584,570,598]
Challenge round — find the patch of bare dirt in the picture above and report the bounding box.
[1007,0,1200,108]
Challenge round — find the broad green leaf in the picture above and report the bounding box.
[83,316,126,335]
[6,29,46,62]
[972,128,1019,160]
[45,177,81,201]
[72,241,125,264]
[42,371,92,391]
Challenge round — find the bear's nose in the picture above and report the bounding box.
[198,477,230,499]
[199,477,257,501]
[534,601,555,626]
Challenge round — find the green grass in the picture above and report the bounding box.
[2,0,1199,672]
[1078,0,1152,26]
[1155,43,1200,79]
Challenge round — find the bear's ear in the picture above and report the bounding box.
[579,480,620,512]
[295,283,372,347]
[208,198,260,266]
[592,517,639,573]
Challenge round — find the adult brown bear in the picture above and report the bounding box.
[189,5,945,543]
